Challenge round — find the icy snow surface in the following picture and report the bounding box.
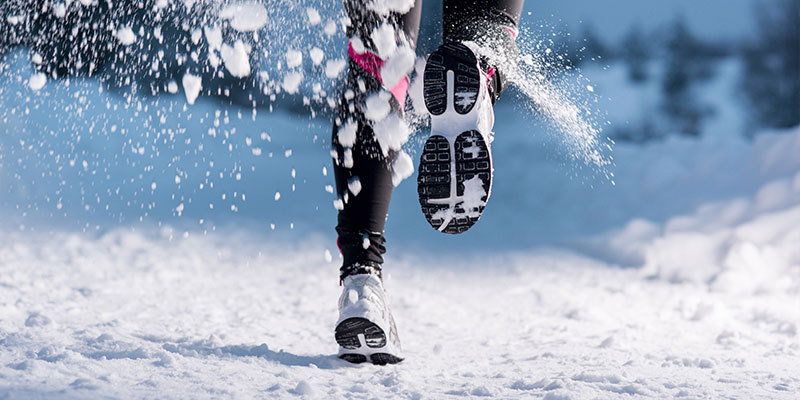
[0,5,798,396]
[0,210,797,398]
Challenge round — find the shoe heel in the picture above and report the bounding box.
[423,43,481,116]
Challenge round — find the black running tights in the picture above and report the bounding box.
[332,0,524,271]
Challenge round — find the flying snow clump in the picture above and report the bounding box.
[220,40,251,78]
[282,71,303,94]
[116,27,137,45]
[28,73,47,91]
[182,74,203,104]
[219,1,268,32]
[381,45,415,88]
[325,59,346,78]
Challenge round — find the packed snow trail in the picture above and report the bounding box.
[0,214,797,398]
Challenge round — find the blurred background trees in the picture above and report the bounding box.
[740,0,800,130]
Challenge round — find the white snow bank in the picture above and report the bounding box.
[580,126,800,295]
[0,226,796,398]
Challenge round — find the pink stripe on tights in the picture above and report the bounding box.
[347,41,409,104]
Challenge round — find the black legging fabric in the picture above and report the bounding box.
[332,0,524,271]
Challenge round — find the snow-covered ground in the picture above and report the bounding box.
[1,110,799,398]
[2,16,799,397]
[1,183,798,398]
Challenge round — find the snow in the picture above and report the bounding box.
[52,2,67,18]
[220,40,251,78]
[371,23,397,59]
[323,20,337,36]
[367,0,416,16]
[364,91,391,121]
[203,26,222,51]
[0,17,798,397]
[285,49,303,69]
[347,177,362,196]
[373,114,410,156]
[181,73,202,105]
[28,73,46,91]
[281,71,303,94]
[324,59,346,78]
[306,7,321,25]
[337,119,358,147]
[460,175,488,216]
[407,58,427,117]
[380,45,415,88]
[219,1,268,32]
[0,214,797,397]
[115,27,137,46]
[309,47,324,66]
[391,151,414,186]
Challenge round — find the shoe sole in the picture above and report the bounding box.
[335,317,403,365]
[419,43,492,234]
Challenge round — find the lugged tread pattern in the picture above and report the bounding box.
[370,353,404,365]
[423,43,480,116]
[336,317,403,365]
[454,130,491,216]
[417,135,452,230]
[335,317,386,350]
[417,131,491,235]
[339,354,367,364]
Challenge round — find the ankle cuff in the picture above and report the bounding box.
[340,262,383,281]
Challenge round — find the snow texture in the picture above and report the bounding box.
[281,71,303,95]
[371,23,397,59]
[309,47,324,66]
[219,1,268,32]
[0,204,797,398]
[285,49,303,69]
[28,73,46,91]
[364,91,391,121]
[115,27,136,46]
[324,59,346,79]
[220,40,251,78]
[181,73,202,105]
[306,7,321,25]
[337,119,358,148]
[373,113,410,156]
[391,151,414,186]
[203,26,222,51]
[380,45,415,88]
[367,0,416,16]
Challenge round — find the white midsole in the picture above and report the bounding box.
[425,64,494,231]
